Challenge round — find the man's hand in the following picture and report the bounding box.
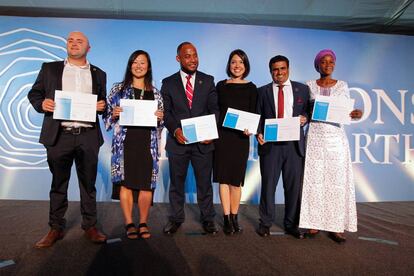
[299,115,307,126]
[96,100,106,112]
[256,133,265,145]
[174,128,187,144]
[42,98,55,112]
[200,139,213,144]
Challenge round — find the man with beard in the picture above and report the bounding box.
[161,42,219,235]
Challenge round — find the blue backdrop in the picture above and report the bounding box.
[0,16,413,203]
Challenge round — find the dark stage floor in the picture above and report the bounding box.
[0,200,413,275]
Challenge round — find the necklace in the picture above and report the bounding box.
[131,87,145,100]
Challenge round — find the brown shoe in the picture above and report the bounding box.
[35,229,64,248]
[329,232,347,243]
[84,226,107,243]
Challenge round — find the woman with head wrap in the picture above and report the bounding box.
[299,49,362,243]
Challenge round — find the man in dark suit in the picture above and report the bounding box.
[161,42,219,234]
[256,55,310,239]
[28,31,107,248]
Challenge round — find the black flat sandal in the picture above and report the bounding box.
[138,223,151,239]
[125,223,139,240]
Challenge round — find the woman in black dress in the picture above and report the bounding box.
[214,49,257,234]
[104,50,163,239]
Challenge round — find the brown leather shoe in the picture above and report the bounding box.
[84,226,107,243]
[35,229,64,248]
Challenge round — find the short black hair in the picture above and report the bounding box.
[226,49,250,79]
[268,55,289,71]
[177,42,193,55]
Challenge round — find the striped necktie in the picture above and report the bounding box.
[185,74,193,108]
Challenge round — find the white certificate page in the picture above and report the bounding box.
[181,114,219,144]
[119,99,158,127]
[222,108,260,134]
[312,95,355,125]
[264,117,300,142]
[53,90,97,122]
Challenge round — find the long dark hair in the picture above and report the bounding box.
[121,50,153,91]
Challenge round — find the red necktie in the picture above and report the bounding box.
[185,74,193,108]
[277,84,284,118]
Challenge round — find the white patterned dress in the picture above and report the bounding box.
[299,80,357,233]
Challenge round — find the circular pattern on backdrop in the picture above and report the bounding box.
[0,28,66,169]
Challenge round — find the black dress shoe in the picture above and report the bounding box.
[256,224,270,237]
[329,232,346,243]
[285,227,304,239]
[202,221,219,234]
[163,221,181,235]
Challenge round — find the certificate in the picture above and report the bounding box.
[312,95,355,125]
[181,114,219,144]
[222,108,260,134]
[264,117,300,142]
[53,90,97,122]
[119,99,158,127]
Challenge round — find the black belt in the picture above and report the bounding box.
[61,126,93,135]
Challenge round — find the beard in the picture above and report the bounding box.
[180,65,197,75]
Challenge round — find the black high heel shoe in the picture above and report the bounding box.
[223,215,235,235]
[231,214,242,233]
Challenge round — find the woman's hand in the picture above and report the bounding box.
[155,110,164,121]
[350,109,362,119]
[243,129,252,136]
[112,106,123,120]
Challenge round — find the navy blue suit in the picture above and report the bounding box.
[161,71,219,223]
[256,81,310,229]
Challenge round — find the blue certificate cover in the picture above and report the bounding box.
[313,101,329,121]
[182,124,198,144]
[54,98,71,120]
[264,124,278,141]
[120,106,134,125]
[223,112,239,129]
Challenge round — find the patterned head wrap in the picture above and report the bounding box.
[314,49,336,72]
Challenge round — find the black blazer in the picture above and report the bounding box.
[256,81,310,157]
[161,71,219,154]
[27,61,107,146]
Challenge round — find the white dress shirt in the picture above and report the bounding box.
[179,70,196,91]
[273,79,294,118]
[61,59,93,128]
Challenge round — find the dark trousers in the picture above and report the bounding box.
[46,129,100,230]
[168,144,216,223]
[259,141,304,229]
